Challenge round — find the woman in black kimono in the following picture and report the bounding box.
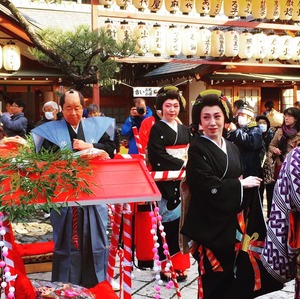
[147,86,191,281]
[181,90,282,299]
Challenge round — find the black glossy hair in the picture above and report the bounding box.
[60,89,85,108]
[191,89,233,127]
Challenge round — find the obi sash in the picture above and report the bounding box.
[165,144,189,161]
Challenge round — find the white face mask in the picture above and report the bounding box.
[238,115,249,127]
[258,123,267,133]
[45,111,54,120]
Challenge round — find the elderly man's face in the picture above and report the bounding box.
[62,92,83,127]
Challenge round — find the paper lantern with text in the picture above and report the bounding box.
[116,0,131,9]
[196,0,210,15]
[266,0,280,20]
[252,31,267,60]
[279,33,294,60]
[0,47,2,70]
[238,0,251,18]
[116,20,132,45]
[148,0,163,12]
[180,0,195,14]
[165,0,180,13]
[102,19,117,41]
[279,0,293,20]
[210,28,225,57]
[252,0,267,20]
[197,27,211,57]
[99,0,113,8]
[134,21,150,56]
[225,30,239,57]
[149,23,165,56]
[292,0,300,21]
[209,0,223,16]
[133,0,149,11]
[182,25,197,57]
[292,33,300,61]
[238,30,254,59]
[166,24,182,57]
[224,0,239,18]
[265,33,282,60]
[3,42,20,71]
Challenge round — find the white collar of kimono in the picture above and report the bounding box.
[201,135,227,154]
[160,119,178,132]
[71,123,80,133]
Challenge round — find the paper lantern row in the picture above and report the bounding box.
[103,20,300,61]
[0,42,21,72]
[99,0,300,22]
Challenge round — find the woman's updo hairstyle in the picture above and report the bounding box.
[155,85,186,112]
[191,89,233,129]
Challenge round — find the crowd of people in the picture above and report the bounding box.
[0,88,300,298]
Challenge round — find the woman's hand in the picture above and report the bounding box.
[240,176,262,188]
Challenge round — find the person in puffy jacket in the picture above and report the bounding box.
[0,98,28,138]
[227,101,264,178]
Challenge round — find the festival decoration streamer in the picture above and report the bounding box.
[107,204,123,286]
[0,214,16,299]
[122,203,133,299]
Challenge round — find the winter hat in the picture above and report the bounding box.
[238,101,254,118]
[256,114,271,130]
[155,85,186,111]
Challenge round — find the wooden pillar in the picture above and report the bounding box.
[91,0,100,107]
